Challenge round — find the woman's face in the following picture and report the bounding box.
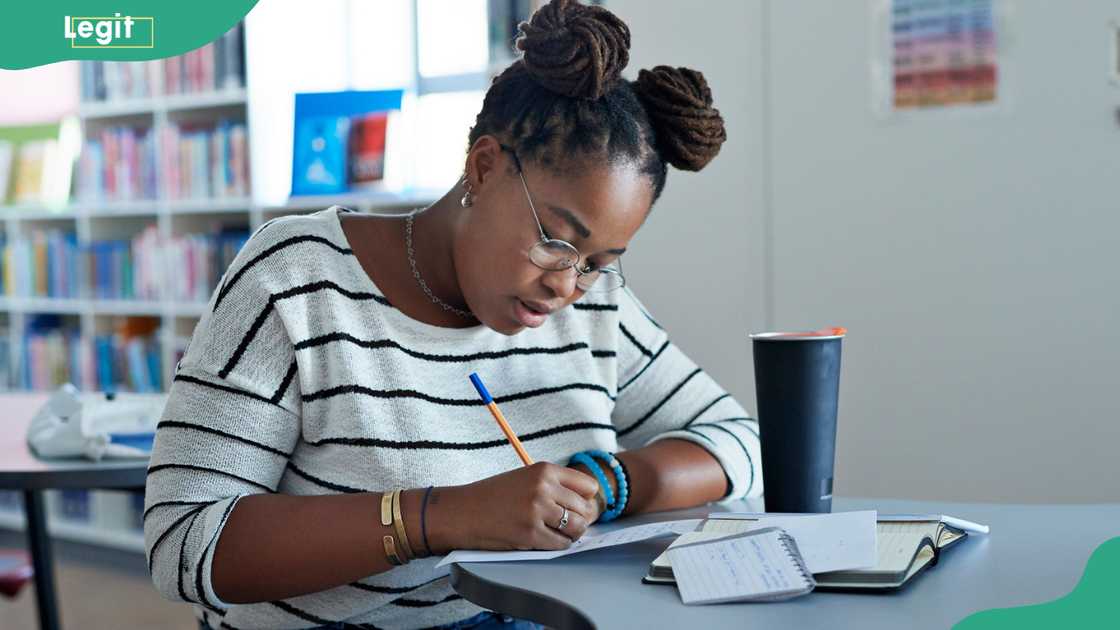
[455,142,653,336]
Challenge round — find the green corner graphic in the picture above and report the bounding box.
[955,536,1120,629]
[1,1,259,69]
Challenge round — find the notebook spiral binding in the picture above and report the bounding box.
[775,530,817,588]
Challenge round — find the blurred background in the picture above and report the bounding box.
[0,0,1118,625]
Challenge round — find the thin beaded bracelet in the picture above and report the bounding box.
[568,451,615,510]
[587,450,629,522]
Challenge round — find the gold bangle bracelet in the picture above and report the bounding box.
[391,489,415,561]
[380,492,394,528]
[383,535,404,566]
[380,492,407,565]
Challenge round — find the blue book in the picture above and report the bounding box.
[96,335,114,392]
[291,116,350,195]
[146,340,161,390]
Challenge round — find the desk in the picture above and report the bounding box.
[451,498,1120,629]
[0,393,150,630]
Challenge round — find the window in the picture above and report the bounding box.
[245,0,537,204]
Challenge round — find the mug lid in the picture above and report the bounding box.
[749,327,847,341]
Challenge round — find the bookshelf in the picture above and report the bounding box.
[0,1,537,552]
[0,23,427,553]
[1,23,438,395]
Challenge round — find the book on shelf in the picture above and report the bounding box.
[10,139,73,205]
[17,314,163,393]
[0,140,13,203]
[0,323,10,391]
[164,227,250,302]
[161,119,250,199]
[77,126,159,202]
[21,315,83,391]
[79,23,244,103]
[164,22,245,95]
[80,60,161,103]
[0,234,7,294]
[645,514,986,592]
[291,90,403,197]
[93,317,162,393]
[215,23,246,92]
[89,239,137,301]
[1,230,82,299]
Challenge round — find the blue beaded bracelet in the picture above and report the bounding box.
[568,452,615,509]
[587,450,629,523]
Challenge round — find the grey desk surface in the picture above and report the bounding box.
[451,497,1120,630]
[0,393,149,490]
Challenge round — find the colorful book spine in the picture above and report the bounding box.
[0,230,82,299]
[79,61,160,103]
[161,119,250,200]
[78,126,158,201]
[21,315,82,390]
[164,228,250,301]
[92,326,162,393]
[163,23,245,95]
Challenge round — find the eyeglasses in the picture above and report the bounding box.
[500,144,626,293]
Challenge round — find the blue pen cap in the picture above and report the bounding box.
[468,373,493,404]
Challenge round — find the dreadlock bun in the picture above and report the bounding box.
[515,0,630,101]
[633,66,726,171]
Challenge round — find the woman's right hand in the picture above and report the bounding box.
[436,462,601,552]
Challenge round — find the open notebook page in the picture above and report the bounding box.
[875,522,940,573]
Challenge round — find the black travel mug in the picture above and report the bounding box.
[751,327,845,513]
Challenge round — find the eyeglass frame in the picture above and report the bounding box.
[497,143,626,292]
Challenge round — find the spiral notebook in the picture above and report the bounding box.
[666,527,816,604]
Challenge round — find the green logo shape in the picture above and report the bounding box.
[955,536,1120,629]
[1,1,259,69]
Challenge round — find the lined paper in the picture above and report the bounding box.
[668,527,813,604]
[875,522,940,573]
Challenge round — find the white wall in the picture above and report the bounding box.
[0,63,78,124]
[612,0,1120,503]
[606,0,769,415]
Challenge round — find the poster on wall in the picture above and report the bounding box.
[873,0,1005,117]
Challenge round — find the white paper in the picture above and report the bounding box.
[699,511,878,574]
[436,518,702,568]
[668,528,812,604]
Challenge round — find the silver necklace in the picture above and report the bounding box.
[405,209,475,319]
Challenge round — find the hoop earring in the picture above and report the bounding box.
[460,176,474,208]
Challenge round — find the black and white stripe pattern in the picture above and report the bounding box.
[145,207,762,629]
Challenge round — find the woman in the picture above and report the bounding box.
[145,1,762,628]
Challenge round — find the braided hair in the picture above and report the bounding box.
[466,0,726,203]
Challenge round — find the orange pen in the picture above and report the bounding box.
[469,372,534,466]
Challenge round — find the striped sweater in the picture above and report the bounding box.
[144,206,763,630]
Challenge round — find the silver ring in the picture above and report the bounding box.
[557,507,569,530]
